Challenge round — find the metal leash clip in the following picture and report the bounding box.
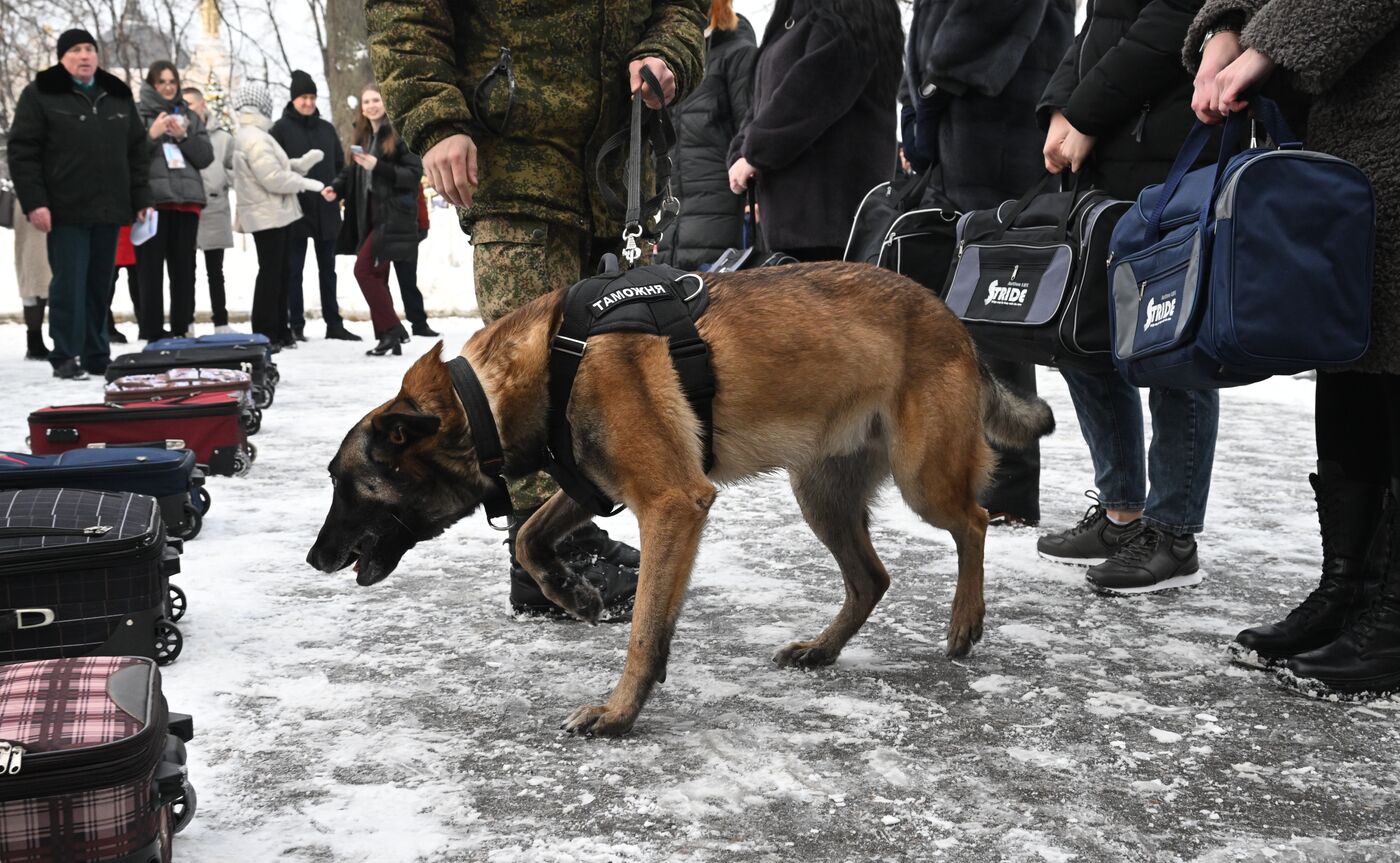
[622,223,643,265]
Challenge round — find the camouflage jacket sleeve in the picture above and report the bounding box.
[366,0,476,157]
[630,0,708,103]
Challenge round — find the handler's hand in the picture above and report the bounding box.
[1214,48,1277,117]
[1193,30,1244,124]
[629,57,676,109]
[729,157,756,195]
[1060,126,1096,174]
[423,134,478,208]
[28,207,52,233]
[1043,110,1073,174]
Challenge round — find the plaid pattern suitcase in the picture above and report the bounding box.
[105,369,261,437]
[106,347,276,410]
[0,449,207,542]
[28,394,255,478]
[0,489,184,666]
[0,656,196,863]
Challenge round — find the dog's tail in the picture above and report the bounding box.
[978,356,1055,449]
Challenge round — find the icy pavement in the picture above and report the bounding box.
[2,321,1398,863]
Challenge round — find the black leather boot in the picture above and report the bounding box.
[507,508,638,621]
[366,323,408,356]
[1281,479,1400,699]
[23,302,49,361]
[1230,465,1386,668]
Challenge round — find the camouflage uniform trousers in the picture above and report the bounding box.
[471,215,627,511]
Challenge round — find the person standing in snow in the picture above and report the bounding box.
[12,181,53,361]
[185,86,236,334]
[230,82,325,348]
[1186,0,1400,699]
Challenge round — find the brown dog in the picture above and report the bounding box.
[308,262,1053,736]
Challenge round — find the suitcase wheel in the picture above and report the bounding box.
[267,366,281,385]
[232,450,252,477]
[155,620,183,665]
[255,386,275,410]
[167,584,187,622]
[246,442,258,464]
[241,408,263,436]
[195,486,212,515]
[171,779,197,834]
[174,503,202,542]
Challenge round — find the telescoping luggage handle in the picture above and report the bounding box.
[595,65,679,267]
[1143,94,1301,244]
[0,608,56,633]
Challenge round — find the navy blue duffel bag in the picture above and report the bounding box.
[1108,97,1375,388]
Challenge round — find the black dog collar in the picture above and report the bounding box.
[446,356,513,525]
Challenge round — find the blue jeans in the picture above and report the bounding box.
[286,222,341,328]
[47,223,118,371]
[1059,367,1219,535]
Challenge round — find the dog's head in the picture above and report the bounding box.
[306,344,498,585]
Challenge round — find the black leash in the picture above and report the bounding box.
[595,65,679,267]
[446,356,513,526]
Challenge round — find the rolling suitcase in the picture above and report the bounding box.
[105,368,262,436]
[108,346,276,410]
[0,488,185,666]
[0,449,208,541]
[0,656,197,863]
[29,393,256,478]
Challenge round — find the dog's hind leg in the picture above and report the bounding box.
[890,416,990,658]
[775,445,891,669]
[516,491,605,623]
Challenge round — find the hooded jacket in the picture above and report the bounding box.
[136,81,214,208]
[232,110,325,234]
[728,0,905,252]
[271,103,346,241]
[332,121,424,263]
[655,15,758,269]
[6,65,150,226]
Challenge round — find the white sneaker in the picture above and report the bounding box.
[214,325,234,334]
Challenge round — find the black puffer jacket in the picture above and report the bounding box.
[908,0,1076,210]
[271,103,346,241]
[1038,0,1206,199]
[332,122,424,263]
[137,82,213,207]
[6,65,150,226]
[656,15,758,270]
[729,0,904,252]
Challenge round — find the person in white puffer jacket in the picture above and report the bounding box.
[230,81,323,347]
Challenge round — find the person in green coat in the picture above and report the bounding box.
[365,0,707,619]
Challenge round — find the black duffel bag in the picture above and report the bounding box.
[844,169,961,294]
[941,174,1129,370]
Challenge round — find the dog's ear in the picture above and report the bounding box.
[373,410,442,447]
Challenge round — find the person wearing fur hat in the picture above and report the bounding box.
[6,29,152,380]
[230,81,325,347]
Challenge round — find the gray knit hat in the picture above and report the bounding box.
[230,82,272,118]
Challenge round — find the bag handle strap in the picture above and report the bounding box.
[991,171,1082,242]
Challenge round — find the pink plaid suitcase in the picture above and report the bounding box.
[0,657,195,863]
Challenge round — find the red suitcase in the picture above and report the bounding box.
[29,393,256,477]
[104,368,262,436]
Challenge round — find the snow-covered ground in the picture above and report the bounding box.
[2,321,1399,863]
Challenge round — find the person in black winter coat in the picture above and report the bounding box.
[728,0,904,261]
[271,70,359,342]
[325,86,423,356]
[655,0,757,270]
[904,0,1075,528]
[1033,0,1221,598]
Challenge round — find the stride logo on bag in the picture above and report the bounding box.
[984,267,1032,308]
[974,261,1045,322]
[1144,293,1177,331]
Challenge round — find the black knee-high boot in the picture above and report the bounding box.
[23,300,50,361]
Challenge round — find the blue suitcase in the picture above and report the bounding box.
[145,333,281,388]
[0,448,208,543]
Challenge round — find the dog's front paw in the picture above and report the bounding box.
[543,575,603,625]
[945,613,984,658]
[561,703,636,737]
[773,640,839,669]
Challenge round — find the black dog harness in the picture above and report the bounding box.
[446,356,514,525]
[546,257,716,516]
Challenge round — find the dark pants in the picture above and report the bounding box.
[47,223,118,371]
[1317,371,1400,485]
[202,249,228,327]
[286,221,341,329]
[392,259,426,327]
[353,235,403,338]
[1060,366,1220,535]
[980,358,1041,522]
[251,227,292,341]
[135,209,199,339]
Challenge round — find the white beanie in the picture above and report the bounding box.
[231,82,272,118]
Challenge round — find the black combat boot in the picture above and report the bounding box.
[507,508,638,621]
[23,302,49,361]
[1282,479,1400,700]
[1230,465,1385,668]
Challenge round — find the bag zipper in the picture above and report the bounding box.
[0,525,112,538]
[1137,258,1191,297]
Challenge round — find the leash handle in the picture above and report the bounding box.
[594,65,679,268]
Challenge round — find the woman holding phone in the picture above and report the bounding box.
[323,85,422,356]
